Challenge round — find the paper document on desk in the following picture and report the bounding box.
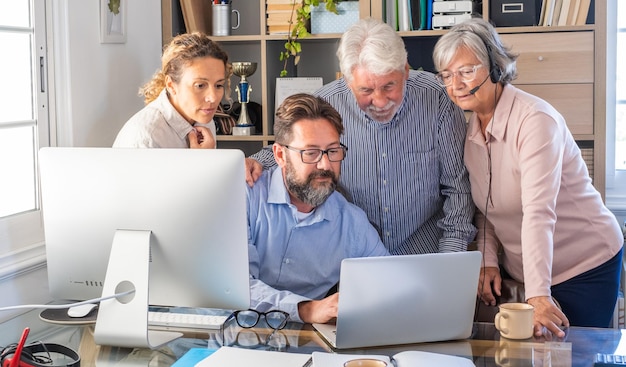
[312,351,475,366]
[195,346,311,367]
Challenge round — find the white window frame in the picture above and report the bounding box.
[606,1,626,220]
[0,0,51,279]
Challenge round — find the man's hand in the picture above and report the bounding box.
[188,127,215,149]
[245,157,263,187]
[297,293,339,324]
[527,296,569,338]
[478,266,501,306]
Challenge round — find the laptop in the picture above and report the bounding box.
[313,251,482,349]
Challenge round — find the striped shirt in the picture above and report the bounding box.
[254,70,476,254]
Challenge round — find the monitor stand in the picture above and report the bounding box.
[93,230,182,349]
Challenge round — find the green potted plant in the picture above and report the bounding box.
[279,0,339,77]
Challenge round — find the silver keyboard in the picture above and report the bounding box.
[148,311,229,330]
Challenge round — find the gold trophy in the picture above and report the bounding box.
[232,62,257,136]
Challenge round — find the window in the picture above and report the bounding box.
[0,0,49,261]
[607,1,626,212]
[617,3,626,171]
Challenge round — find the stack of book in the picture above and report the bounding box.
[384,0,479,31]
[539,0,592,26]
[266,0,301,35]
[385,0,426,31]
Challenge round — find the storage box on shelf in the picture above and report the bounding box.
[490,0,539,27]
[432,0,480,30]
[311,1,360,34]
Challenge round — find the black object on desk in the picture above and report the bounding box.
[39,308,97,325]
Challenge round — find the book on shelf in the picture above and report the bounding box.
[538,0,547,25]
[557,0,571,26]
[409,0,421,30]
[384,0,399,31]
[267,3,301,11]
[551,0,563,26]
[575,0,591,25]
[398,0,411,31]
[542,0,556,25]
[267,24,291,34]
[426,0,433,30]
[543,0,556,27]
[266,0,301,34]
[420,0,428,30]
[569,0,582,25]
[267,11,296,23]
[563,0,580,25]
[541,0,591,26]
[267,18,295,26]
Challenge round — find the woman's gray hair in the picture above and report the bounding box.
[337,18,408,84]
[433,18,518,84]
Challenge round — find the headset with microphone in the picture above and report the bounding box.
[469,35,502,95]
[469,75,489,95]
[467,28,502,321]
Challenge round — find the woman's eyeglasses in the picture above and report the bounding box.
[435,64,484,87]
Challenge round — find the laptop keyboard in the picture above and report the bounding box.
[148,311,229,330]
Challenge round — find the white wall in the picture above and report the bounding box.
[52,0,162,147]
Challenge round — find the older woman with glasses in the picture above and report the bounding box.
[433,18,623,337]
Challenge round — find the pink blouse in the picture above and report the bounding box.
[466,84,623,300]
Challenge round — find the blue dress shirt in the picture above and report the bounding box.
[247,168,390,322]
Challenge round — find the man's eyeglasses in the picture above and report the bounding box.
[225,328,290,352]
[227,309,290,330]
[281,144,348,164]
[435,64,484,87]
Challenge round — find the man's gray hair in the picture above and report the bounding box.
[337,18,408,84]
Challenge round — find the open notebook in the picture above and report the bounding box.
[313,251,482,349]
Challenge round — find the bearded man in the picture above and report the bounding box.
[246,94,389,324]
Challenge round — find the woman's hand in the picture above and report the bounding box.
[188,127,215,149]
[527,296,569,338]
[478,266,501,306]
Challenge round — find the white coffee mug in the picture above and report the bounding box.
[494,302,534,340]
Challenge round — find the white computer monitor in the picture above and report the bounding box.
[38,147,250,348]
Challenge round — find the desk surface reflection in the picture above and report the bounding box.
[1,310,623,367]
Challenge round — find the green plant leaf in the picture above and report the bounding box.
[278,0,339,76]
[108,0,120,15]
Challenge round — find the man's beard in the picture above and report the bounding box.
[366,100,397,123]
[285,158,338,208]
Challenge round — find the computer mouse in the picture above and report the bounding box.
[67,303,98,318]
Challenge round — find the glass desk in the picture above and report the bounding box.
[1,309,624,367]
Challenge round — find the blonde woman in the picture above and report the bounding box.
[114,32,231,148]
